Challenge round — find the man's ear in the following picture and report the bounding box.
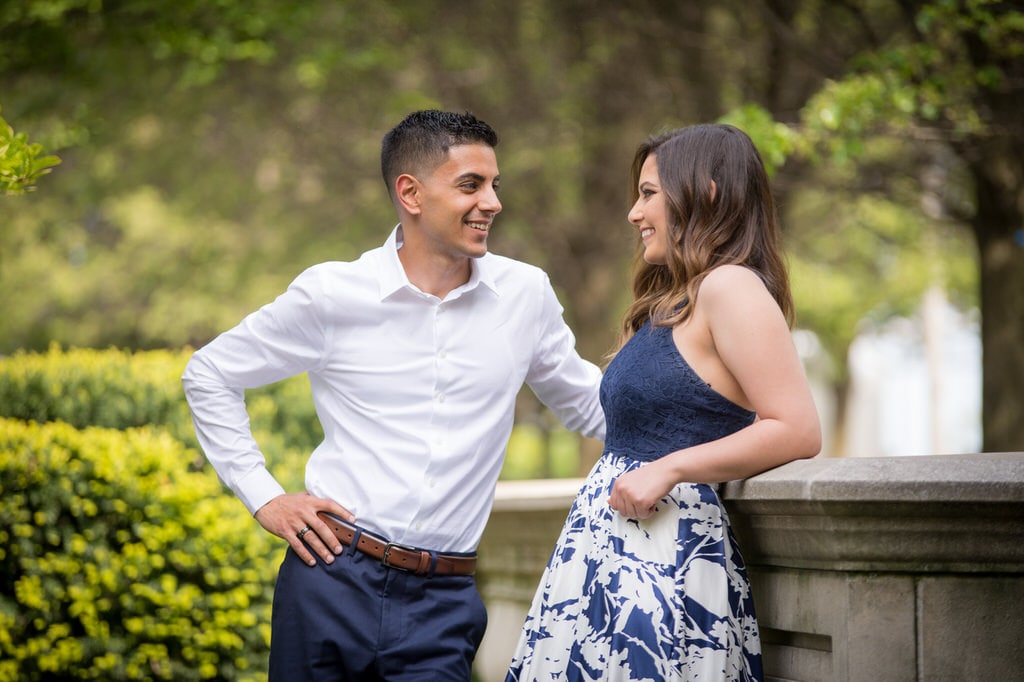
[396,174,421,214]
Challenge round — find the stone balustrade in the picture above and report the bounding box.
[473,452,1024,681]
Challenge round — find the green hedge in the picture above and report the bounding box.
[0,345,196,445]
[0,417,279,681]
[0,345,321,490]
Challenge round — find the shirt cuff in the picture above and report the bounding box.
[235,466,288,516]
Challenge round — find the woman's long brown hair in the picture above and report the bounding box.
[616,124,794,352]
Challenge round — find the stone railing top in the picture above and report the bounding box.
[496,453,1024,509]
[720,452,1024,505]
[720,453,1024,572]
[492,478,584,511]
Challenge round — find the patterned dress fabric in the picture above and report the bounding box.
[507,321,763,681]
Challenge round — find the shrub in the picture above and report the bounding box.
[0,418,281,681]
[0,345,196,446]
[0,345,322,489]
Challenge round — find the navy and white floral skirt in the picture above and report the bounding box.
[506,453,764,681]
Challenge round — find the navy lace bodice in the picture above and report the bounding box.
[600,320,756,462]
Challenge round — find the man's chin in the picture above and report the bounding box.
[467,240,489,258]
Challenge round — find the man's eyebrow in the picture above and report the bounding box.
[455,172,500,183]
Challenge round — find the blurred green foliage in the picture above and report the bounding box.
[2,0,1021,447]
[0,345,195,444]
[0,0,1000,360]
[785,136,980,378]
[0,417,278,680]
[0,345,321,491]
[501,423,583,481]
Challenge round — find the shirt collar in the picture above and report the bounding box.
[379,225,500,301]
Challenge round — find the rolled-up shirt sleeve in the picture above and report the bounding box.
[182,266,327,515]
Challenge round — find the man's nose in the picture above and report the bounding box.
[480,186,502,213]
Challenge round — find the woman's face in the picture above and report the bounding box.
[628,154,670,265]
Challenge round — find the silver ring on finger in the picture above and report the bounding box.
[297,525,312,540]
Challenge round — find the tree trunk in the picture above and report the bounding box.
[962,25,1024,453]
[972,159,1024,452]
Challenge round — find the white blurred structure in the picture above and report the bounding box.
[843,293,981,457]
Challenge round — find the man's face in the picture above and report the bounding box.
[413,143,502,261]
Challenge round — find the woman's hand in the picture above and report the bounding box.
[607,461,674,520]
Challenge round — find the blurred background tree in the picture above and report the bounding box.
[1,0,1020,456]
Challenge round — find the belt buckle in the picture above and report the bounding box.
[381,542,418,572]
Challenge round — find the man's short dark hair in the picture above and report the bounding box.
[381,110,499,199]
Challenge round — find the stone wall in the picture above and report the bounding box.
[473,453,1024,681]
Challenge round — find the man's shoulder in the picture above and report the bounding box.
[286,248,384,303]
[301,245,382,278]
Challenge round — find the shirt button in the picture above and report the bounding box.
[438,350,447,359]
[437,393,446,403]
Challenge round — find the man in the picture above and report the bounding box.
[182,110,605,680]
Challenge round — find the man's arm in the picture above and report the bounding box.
[182,266,354,566]
[523,274,606,442]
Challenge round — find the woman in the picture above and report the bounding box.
[506,124,821,681]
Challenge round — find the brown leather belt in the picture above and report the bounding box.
[316,511,476,576]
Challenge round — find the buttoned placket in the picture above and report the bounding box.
[428,311,447,496]
[416,300,450,535]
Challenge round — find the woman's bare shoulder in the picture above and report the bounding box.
[700,264,767,299]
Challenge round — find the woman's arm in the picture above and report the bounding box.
[608,265,821,519]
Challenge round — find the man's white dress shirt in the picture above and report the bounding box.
[182,227,605,553]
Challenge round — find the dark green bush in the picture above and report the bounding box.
[0,345,196,445]
[0,417,281,681]
[0,345,322,486]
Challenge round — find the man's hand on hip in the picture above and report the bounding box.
[255,492,356,567]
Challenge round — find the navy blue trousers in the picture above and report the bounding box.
[268,545,487,681]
